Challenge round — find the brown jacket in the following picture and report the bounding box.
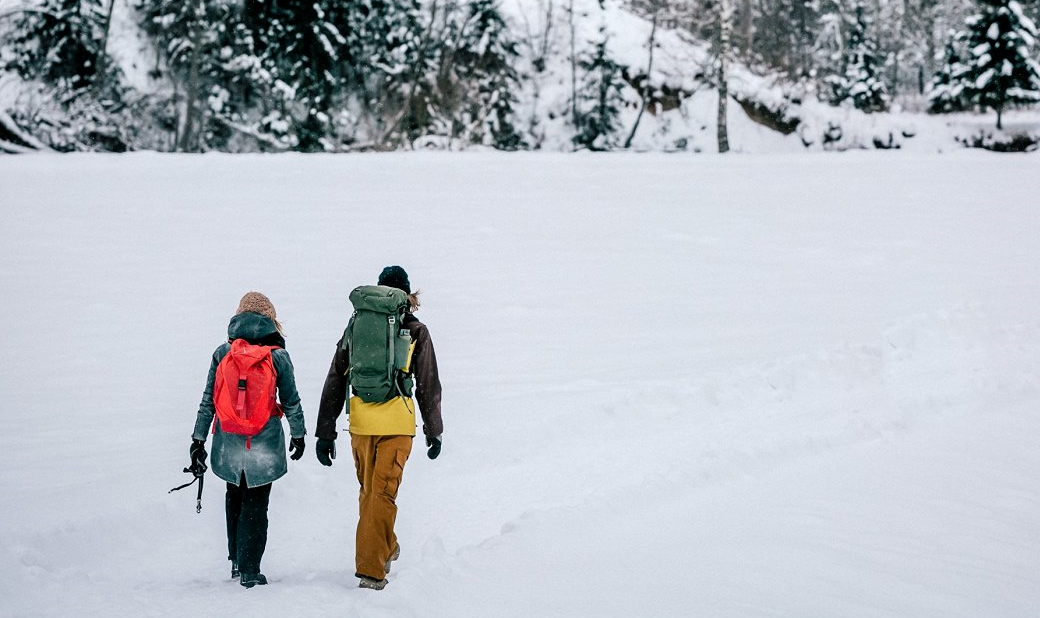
[317,314,442,440]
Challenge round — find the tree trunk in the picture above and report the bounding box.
[93,0,117,89]
[177,8,203,153]
[624,8,657,149]
[739,0,753,57]
[568,0,578,124]
[718,0,732,153]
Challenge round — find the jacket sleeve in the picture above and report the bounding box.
[192,346,226,441]
[272,349,306,439]
[316,338,350,441]
[411,322,443,439]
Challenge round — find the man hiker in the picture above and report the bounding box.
[315,265,443,590]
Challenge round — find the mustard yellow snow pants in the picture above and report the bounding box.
[351,433,412,580]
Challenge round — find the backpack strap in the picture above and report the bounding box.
[235,377,248,415]
[387,313,397,387]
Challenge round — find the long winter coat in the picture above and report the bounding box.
[193,312,306,487]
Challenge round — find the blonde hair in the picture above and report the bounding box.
[407,291,421,313]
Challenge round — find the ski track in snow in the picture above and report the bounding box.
[1,152,1039,618]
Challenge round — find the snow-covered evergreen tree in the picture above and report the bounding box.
[0,0,142,152]
[442,0,525,149]
[4,0,108,90]
[829,2,889,112]
[138,0,236,150]
[334,0,426,145]
[254,0,346,151]
[140,0,354,150]
[957,0,1040,128]
[573,30,625,151]
[927,34,972,112]
[754,0,823,79]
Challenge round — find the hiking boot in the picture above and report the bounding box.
[231,561,240,579]
[358,575,388,590]
[240,573,268,588]
[385,544,401,575]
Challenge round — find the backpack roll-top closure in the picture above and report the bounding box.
[349,285,409,314]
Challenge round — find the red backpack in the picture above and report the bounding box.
[213,339,282,448]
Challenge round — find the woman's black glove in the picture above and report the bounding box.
[426,435,442,460]
[188,439,208,476]
[289,437,306,460]
[316,438,336,467]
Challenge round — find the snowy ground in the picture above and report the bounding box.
[1,151,1039,617]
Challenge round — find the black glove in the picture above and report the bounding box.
[316,438,336,467]
[289,437,305,460]
[425,434,442,460]
[188,439,208,477]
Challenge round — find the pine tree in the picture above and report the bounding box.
[829,2,890,112]
[928,34,972,112]
[754,0,823,79]
[5,0,108,90]
[444,0,525,149]
[139,0,245,150]
[334,0,426,144]
[255,0,346,151]
[573,31,625,151]
[958,0,1040,128]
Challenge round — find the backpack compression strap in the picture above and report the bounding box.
[387,313,397,387]
[236,378,248,415]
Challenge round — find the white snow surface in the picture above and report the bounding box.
[1,152,1040,617]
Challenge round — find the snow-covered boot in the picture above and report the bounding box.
[385,544,400,575]
[358,576,388,590]
[240,573,268,588]
[231,561,240,579]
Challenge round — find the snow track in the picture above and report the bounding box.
[1,152,1038,617]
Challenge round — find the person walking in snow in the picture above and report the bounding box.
[188,292,307,588]
[315,265,443,590]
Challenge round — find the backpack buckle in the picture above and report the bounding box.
[237,378,247,390]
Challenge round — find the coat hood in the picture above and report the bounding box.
[227,312,283,346]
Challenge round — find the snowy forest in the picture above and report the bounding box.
[1,0,1039,152]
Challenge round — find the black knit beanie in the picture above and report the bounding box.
[378,265,411,294]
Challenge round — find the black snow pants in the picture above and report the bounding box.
[226,475,272,574]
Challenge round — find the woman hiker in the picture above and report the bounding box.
[188,292,307,588]
[315,265,443,590]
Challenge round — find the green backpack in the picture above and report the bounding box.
[343,285,415,403]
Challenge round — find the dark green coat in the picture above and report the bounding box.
[193,312,306,487]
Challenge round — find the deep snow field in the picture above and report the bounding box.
[1,151,1039,618]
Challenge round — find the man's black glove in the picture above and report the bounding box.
[316,438,336,467]
[426,434,442,460]
[289,437,305,460]
[188,439,208,477]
